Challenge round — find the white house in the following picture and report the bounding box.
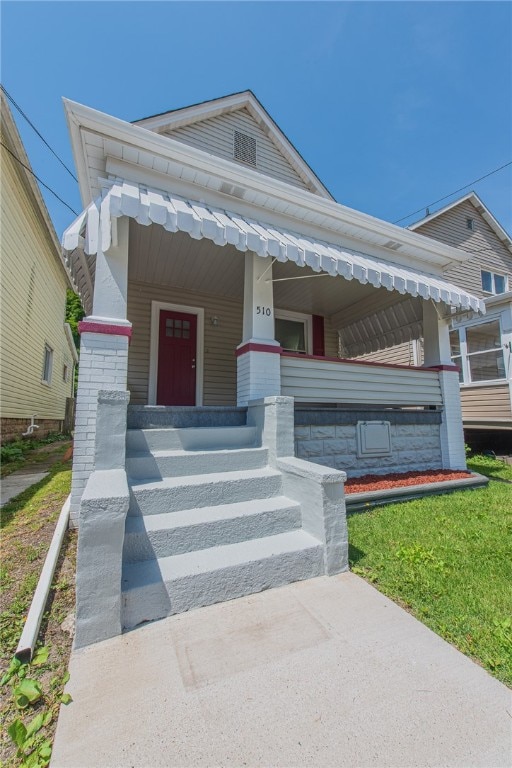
[62,91,484,647]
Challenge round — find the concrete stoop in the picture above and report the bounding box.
[122,424,325,629]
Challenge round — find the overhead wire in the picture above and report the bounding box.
[393,161,512,225]
[1,84,78,181]
[0,141,79,216]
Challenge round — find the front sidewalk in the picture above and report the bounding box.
[52,573,511,768]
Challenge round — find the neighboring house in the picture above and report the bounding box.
[61,91,485,647]
[0,92,78,444]
[357,193,512,440]
[411,194,512,439]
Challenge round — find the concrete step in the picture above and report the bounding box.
[121,530,324,629]
[128,467,283,517]
[123,496,302,562]
[127,406,247,430]
[126,447,268,481]
[126,426,259,453]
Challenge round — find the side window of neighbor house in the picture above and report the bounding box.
[42,344,53,384]
[449,330,464,383]
[466,320,505,382]
[481,270,507,295]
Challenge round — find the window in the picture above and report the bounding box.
[42,344,53,384]
[481,270,507,295]
[274,310,312,354]
[450,319,506,383]
[466,217,474,230]
[466,321,505,382]
[449,330,464,382]
[63,364,69,383]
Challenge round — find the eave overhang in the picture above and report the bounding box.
[62,179,486,319]
[63,98,479,275]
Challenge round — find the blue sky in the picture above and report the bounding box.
[2,1,511,241]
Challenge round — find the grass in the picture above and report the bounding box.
[1,434,70,478]
[0,458,76,767]
[348,454,512,687]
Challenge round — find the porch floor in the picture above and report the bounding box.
[52,573,510,768]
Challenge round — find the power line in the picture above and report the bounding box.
[394,161,512,225]
[1,141,79,216]
[1,84,78,182]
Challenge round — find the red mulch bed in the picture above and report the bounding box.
[345,469,473,494]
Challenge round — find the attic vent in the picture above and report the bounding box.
[233,130,257,166]
[383,240,402,251]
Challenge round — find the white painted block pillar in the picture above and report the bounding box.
[423,301,466,470]
[236,253,281,406]
[70,217,132,523]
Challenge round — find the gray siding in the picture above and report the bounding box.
[460,383,512,425]
[128,281,243,407]
[165,108,311,192]
[415,200,512,297]
[127,281,340,406]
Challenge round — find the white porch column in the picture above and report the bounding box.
[423,301,466,470]
[70,217,131,523]
[236,253,281,406]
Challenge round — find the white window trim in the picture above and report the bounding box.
[274,309,313,354]
[148,301,204,406]
[452,315,511,386]
[42,344,53,386]
[481,269,508,296]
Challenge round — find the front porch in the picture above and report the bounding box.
[65,193,482,514]
[63,184,485,648]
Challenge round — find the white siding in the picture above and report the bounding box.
[165,108,311,191]
[0,141,73,420]
[281,356,442,406]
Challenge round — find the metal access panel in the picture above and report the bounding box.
[356,421,392,458]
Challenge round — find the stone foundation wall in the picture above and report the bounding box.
[294,408,442,478]
[0,417,65,445]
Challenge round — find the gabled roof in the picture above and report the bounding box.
[409,192,512,255]
[133,90,334,200]
[0,91,74,288]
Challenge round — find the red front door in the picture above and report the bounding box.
[157,310,197,405]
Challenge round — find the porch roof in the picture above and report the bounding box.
[63,180,485,317]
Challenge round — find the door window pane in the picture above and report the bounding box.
[275,318,306,353]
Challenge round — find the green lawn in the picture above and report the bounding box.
[348,455,512,687]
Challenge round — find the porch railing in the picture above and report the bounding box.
[280,352,443,407]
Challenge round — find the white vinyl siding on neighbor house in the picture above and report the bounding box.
[0,143,74,420]
[165,108,311,192]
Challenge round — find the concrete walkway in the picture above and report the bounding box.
[1,442,72,507]
[52,573,511,768]
[0,470,50,507]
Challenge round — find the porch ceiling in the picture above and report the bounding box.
[128,220,394,318]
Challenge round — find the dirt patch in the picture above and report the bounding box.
[345,469,473,494]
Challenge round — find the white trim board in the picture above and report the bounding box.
[148,301,204,406]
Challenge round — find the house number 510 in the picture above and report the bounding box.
[256,306,272,316]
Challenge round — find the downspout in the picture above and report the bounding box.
[15,495,71,662]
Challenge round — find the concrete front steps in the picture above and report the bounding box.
[122,421,324,630]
